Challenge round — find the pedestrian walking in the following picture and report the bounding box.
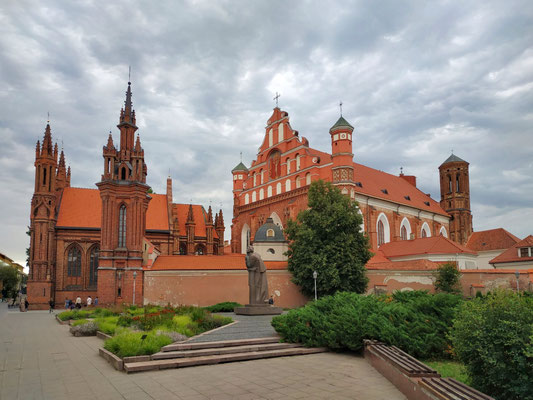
[94,297,99,306]
[49,298,55,313]
[87,296,92,307]
[75,296,82,310]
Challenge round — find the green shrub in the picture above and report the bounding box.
[117,315,133,327]
[95,316,120,335]
[450,290,533,400]
[272,291,462,359]
[103,331,173,357]
[71,318,90,326]
[91,308,115,317]
[58,310,74,321]
[57,310,92,320]
[204,302,242,312]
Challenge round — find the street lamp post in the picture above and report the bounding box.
[515,270,520,293]
[313,271,318,301]
[133,271,137,305]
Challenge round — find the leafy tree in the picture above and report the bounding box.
[451,289,533,400]
[0,266,20,299]
[434,262,461,294]
[285,180,371,297]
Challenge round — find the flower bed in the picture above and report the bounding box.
[58,303,233,357]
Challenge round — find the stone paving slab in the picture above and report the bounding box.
[187,312,280,343]
[0,303,406,399]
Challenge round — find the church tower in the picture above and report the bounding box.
[439,154,473,245]
[330,115,355,188]
[28,123,62,308]
[96,81,151,306]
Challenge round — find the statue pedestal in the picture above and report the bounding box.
[234,304,283,315]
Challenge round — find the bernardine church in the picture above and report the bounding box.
[27,81,475,309]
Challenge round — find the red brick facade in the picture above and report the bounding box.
[27,82,225,309]
[231,108,459,255]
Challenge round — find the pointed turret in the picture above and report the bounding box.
[186,204,196,254]
[54,143,58,162]
[106,133,115,150]
[215,209,225,255]
[134,134,142,152]
[120,81,136,125]
[35,140,40,158]
[55,150,68,192]
[66,166,71,186]
[187,204,195,223]
[330,113,355,187]
[206,206,214,255]
[41,124,54,156]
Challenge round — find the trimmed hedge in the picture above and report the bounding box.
[271,291,462,359]
[204,302,242,313]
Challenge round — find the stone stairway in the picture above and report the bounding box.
[124,337,328,373]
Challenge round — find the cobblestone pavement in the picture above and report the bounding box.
[0,303,406,399]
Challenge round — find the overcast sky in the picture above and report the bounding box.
[1,0,532,266]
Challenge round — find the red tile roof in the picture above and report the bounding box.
[148,254,287,270]
[56,187,169,230]
[466,228,520,251]
[379,236,476,258]
[352,162,447,216]
[490,235,533,264]
[367,249,390,264]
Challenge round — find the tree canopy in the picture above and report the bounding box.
[0,266,20,299]
[434,262,461,294]
[285,180,372,297]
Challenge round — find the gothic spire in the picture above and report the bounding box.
[58,150,66,168]
[134,134,142,152]
[119,81,136,126]
[207,206,213,225]
[41,123,53,156]
[106,133,115,149]
[187,204,195,223]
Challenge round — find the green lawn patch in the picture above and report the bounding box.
[424,360,471,385]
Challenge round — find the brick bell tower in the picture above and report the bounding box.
[439,153,473,245]
[329,114,355,188]
[96,81,151,306]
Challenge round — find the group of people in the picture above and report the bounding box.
[58,295,98,312]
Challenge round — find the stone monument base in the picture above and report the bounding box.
[234,304,283,315]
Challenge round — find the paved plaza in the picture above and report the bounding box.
[0,303,406,400]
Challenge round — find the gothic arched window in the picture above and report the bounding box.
[448,176,452,193]
[118,205,127,248]
[89,246,99,286]
[377,220,385,246]
[401,225,407,241]
[67,247,82,277]
[456,174,460,192]
[268,150,281,180]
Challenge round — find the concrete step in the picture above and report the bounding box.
[160,336,280,352]
[152,342,300,360]
[125,346,328,373]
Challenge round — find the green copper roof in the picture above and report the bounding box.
[231,162,249,173]
[441,154,467,166]
[330,116,354,131]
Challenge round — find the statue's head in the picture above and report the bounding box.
[246,245,254,254]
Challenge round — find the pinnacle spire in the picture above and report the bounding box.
[119,81,136,125]
[41,123,53,155]
[207,206,213,224]
[58,150,66,167]
[106,133,115,149]
[134,134,142,152]
[187,204,195,223]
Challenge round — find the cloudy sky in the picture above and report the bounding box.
[1,0,532,266]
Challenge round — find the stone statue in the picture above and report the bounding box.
[245,245,269,304]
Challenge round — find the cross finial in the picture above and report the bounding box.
[273,92,281,107]
[61,139,64,151]
[339,101,343,116]
[240,151,242,162]
[128,66,131,84]
[400,166,403,175]
[47,111,50,124]
[451,148,454,154]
